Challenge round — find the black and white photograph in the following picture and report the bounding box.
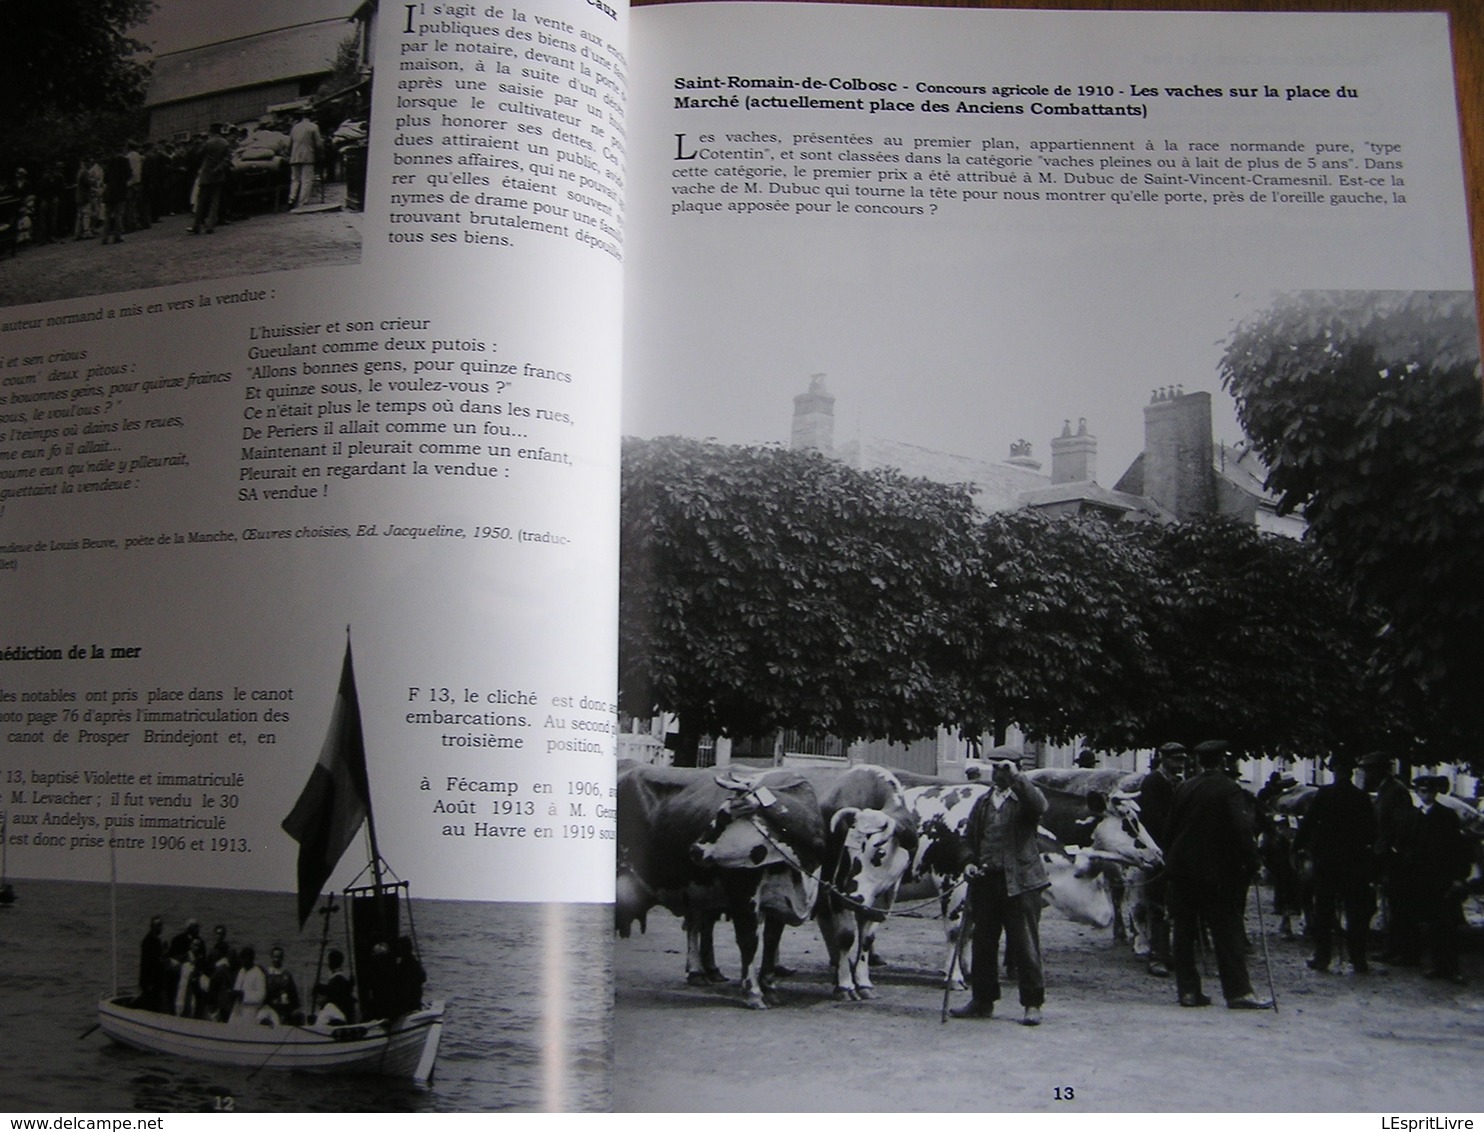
[612,284,1484,1110]
[609,4,1483,1106]
[0,638,611,1113]
[0,0,373,307]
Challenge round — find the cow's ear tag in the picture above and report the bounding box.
[753,785,778,808]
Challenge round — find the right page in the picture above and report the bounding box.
[616,3,1481,1113]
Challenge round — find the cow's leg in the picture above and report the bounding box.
[1110,870,1129,943]
[685,913,728,985]
[685,914,707,985]
[818,901,858,1000]
[853,911,886,999]
[698,912,727,982]
[727,886,767,1010]
[758,916,787,1004]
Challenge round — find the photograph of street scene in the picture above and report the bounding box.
[613,280,1484,1111]
[0,0,374,307]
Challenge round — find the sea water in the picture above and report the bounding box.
[0,880,611,1113]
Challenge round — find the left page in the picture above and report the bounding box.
[0,0,625,1113]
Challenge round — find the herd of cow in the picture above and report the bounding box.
[615,760,1169,1009]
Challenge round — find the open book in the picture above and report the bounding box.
[1,0,1480,1115]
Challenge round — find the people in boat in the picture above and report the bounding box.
[363,940,395,1020]
[168,917,201,958]
[319,948,357,1022]
[205,939,237,1020]
[308,987,348,1030]
[163,918,201,1011]
[229,945,275,1026]
[210,923,238,969]
[174,938,211,1018]
[391,935,427,1016]
[137,915,166,1010]
[265,945,301,1023]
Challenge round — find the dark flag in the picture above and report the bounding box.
[282,641,373,926]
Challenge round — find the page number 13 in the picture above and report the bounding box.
[1054,1086,1076,1101]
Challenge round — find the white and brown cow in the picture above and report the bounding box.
[1028,767,1164,953]
[816,765,918,1000]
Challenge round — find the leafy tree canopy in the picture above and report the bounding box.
[1219,291,1484,762]
[0,0,156,168]
[620,436,981,752]
[620,437,1387,768]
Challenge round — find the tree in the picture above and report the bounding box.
[0,0,156,169]
[1219,291,1484,764]
[1132,518,1394,760]
[960,510,1164,748]
[619,436,980,762]
[959,512,1385,760]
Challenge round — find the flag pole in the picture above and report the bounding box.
[347,628,386,891]
[344,628,393,949]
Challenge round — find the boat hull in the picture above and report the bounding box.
[97,996,444,1085]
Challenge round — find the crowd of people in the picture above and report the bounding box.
[948,741,1478,1026]
[134,915,426,1030]
[1,106,368,252]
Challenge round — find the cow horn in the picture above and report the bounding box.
[831,806,861,834]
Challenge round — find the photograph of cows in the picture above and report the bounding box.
[612,288,1484,1112]
[0,1,371,307]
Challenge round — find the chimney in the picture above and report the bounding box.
[1005,438,1041,471]
[1050,417,1097,485]
[790,373,835,454]
[1142,390,1214,519]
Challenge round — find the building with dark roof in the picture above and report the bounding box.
[144,11,363,140]
[789,373,1299,536]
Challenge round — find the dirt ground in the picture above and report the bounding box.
[613,891,1484,1112]
[0,185,362,308]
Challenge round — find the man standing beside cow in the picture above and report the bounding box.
[1136,742,1187,978]
[948,753,1051,1026]
[1165,740,1273,1010]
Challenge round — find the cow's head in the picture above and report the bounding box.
[1087,790,1162,870]
[690,778,800,870]
[1041,845,1115,928]
[829,807,911,914]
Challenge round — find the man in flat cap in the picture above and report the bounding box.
[1294,753,1377,974]
[1165,740,1272,1009]
[949,751,1050,1026]
[1137,743,1187,977]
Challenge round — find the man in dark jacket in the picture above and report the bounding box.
[1409,776,1472,983]
[1137,742,1186,977]
[1294,754,1377,974]
[948,751,1050,1026]
[1166,740,1271,1009]
[1361,750,1419,965]
[190,124,232,235]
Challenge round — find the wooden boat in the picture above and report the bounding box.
[96,995,444,1084]
[97,637,445,1085]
